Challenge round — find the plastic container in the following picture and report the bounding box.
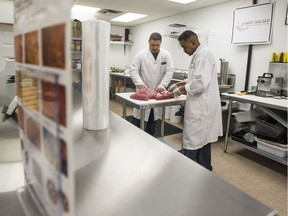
[244,133,255,143]
[256,138,288,158]
[170,105,182,123]
[231,129,256,146]
[255,120,286,139]
[255,137,287,148]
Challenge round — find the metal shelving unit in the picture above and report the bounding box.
[230,139,287,165]
[71,37,82,83]
[222,93,288,166]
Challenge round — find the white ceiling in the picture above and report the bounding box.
[74,0,231,27]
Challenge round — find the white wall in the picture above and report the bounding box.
[110,25,131,68]
[129,0,288,91]
[110,44,131,69]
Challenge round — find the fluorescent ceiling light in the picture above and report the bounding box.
[71,5,100,21]
[168,0,197,4]
[111,13,147,23]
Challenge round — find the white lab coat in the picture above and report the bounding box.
[183,44,223,150]
[130,48,174,121]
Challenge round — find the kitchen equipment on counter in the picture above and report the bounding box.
[172,68,188,80]
[219,58,228,85]
[256,73,283,97]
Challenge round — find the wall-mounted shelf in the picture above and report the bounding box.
[110,41,133,54]
[71,51,82,55]
[110,41,133,46]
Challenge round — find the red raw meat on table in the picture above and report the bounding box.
[130,88,173,101]
[130,88,156,101]
[130,92,149,101]
[155,91,173,100]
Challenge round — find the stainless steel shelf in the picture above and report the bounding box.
[110,41,133,46]
[222,93,288,166]
[230,139,287,165]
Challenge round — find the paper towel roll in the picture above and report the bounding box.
[82,20,110,130]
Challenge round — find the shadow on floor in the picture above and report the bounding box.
[236,149,287,176]
[124,115,182,138]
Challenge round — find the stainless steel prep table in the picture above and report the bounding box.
[116,92,186,137]
[2,111,277,216]
[110,72,132,93]
[222,93,288,165]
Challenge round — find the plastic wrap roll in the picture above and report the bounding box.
[82,20,110,130]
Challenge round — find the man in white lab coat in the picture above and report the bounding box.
[130,32,174,135]
[169,30,222,171]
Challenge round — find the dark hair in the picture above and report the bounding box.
[149,32,162,42]
[178,30,198,41]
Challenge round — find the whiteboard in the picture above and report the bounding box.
[231,3,274,45]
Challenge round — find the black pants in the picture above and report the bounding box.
[182,143,213,171]
[132,109,156,136]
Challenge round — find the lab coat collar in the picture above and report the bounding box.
[147,48,161,62]
[192,44,203,58]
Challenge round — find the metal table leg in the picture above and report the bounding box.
[161,107,165,137]
[123,103,127,119]
[123,77,127,92]
[140,109,145,130]
[224,99,233,152]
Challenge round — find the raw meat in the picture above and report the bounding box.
[155,91,173,100]
[130,88,173,101]
[138,88,156,99]
[130,93,149,101]
[130,88,156,101]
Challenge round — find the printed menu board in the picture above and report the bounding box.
[14,0,74,215]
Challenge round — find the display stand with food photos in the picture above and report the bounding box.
[14,0,74,216]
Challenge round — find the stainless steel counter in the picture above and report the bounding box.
[74,111,276,216]
[0,89,277,216]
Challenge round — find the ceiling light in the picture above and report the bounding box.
[168,0,197,4]
[111,13,147,23]
[71,5,100,21]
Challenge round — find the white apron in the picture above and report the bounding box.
[183,45,223,150]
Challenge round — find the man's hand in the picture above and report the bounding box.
[156,84,165,93]
[172,86,185,97]
[137,84,146,89]
[168,83,178,92]
[172,87,182,97]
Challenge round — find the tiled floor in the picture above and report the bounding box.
[0,99,287,215]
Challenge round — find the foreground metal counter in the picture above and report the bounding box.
[74,112,276,216]
[0,90,277,216]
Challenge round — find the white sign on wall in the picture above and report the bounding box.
[231,3,274,45]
